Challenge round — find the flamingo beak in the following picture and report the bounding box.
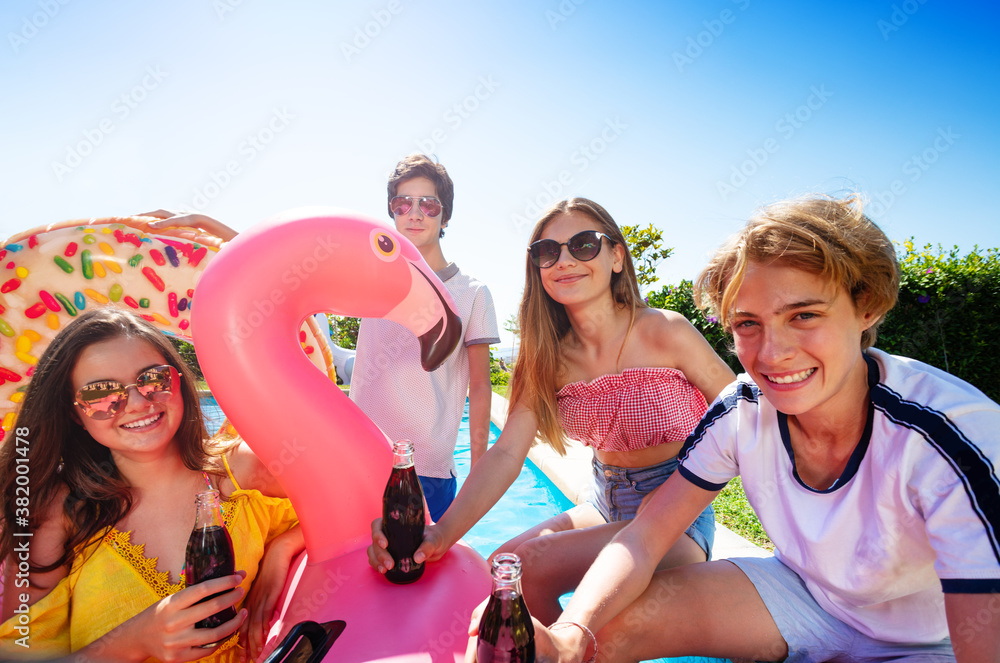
[411,266,462,371]
[382,262,463,372]
[418,290,463,371]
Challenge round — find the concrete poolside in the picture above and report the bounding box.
[488,392,771,561]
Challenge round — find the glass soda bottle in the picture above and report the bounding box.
[184,489,238,641]
[381,439,426,584]
[477,553,535,663]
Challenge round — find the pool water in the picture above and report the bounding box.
[201,394,572,558]
[201,396,728,663]
[454,406,575,558]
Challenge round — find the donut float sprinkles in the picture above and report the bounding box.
[0,217,335,440]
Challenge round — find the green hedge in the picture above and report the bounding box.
[878,241,1000,402]
[646,280,742,376]
[647,241,1000,403]
[490,348,510,386]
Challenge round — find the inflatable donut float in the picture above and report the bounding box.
[192,208,491,661]
[0,217,336,440]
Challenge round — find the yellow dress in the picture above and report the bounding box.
[0,461,298,661]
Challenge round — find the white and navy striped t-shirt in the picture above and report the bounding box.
[678,348,1000,643]
[350,263,500,479]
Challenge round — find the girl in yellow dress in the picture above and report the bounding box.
[0,308,302,661]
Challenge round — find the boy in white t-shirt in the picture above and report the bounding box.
[521,196,1000,662]
[349,155,499,521]
[144,156,499,522]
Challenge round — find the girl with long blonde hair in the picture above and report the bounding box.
[369,197,734,622]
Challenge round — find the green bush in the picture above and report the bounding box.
[331,315,360,350]
[168,336,204,382]
[645,280,742,376]
[646,241,1000,403]
[489,348,510,386]
[878,241,1000,402]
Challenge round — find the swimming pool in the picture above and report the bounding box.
[200,394,572,558]
[201,395,728,663]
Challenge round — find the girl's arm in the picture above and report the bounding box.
[242,526,305,660]
[368,400,539,572]
[220,442,305,657]
[222,440,288,498]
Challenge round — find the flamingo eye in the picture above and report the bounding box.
[371,230,399,262]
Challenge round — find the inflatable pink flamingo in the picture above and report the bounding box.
[191,209,491,661]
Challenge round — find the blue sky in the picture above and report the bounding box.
[2,1,998,349]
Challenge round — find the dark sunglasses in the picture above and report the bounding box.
[528,230,612,269]
[74,365,178,420]
[389,195,443,218]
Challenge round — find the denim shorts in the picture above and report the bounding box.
[728,557,955,662]
[589,456,715,559]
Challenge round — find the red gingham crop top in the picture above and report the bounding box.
[556,367,708,452]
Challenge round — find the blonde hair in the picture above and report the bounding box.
[509,198,645,454]
[694,195,899,349]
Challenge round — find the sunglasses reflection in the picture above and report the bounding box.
[75,365,178,420]
[390,196,443,218]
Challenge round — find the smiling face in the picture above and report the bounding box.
[537,211,624,309]
[731,261,876,420]
[391,176,446,253]
[71,336,185,463]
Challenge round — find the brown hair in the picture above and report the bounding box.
[509,198,646,454]
[0,307,214,572]
[694,194,899,349]
[386,153,456,235]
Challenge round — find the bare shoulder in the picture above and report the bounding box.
[633,308,703,354]
[633,308,736,402]
[222,441,286,497]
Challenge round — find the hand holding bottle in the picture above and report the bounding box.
[74,572,247,662]
[185,489,239,641]
[380,440,427,584]
[368,518,450,573]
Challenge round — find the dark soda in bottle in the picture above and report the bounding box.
[184,489,238,644]
[381,439,426,584]
[477,553,535,663]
